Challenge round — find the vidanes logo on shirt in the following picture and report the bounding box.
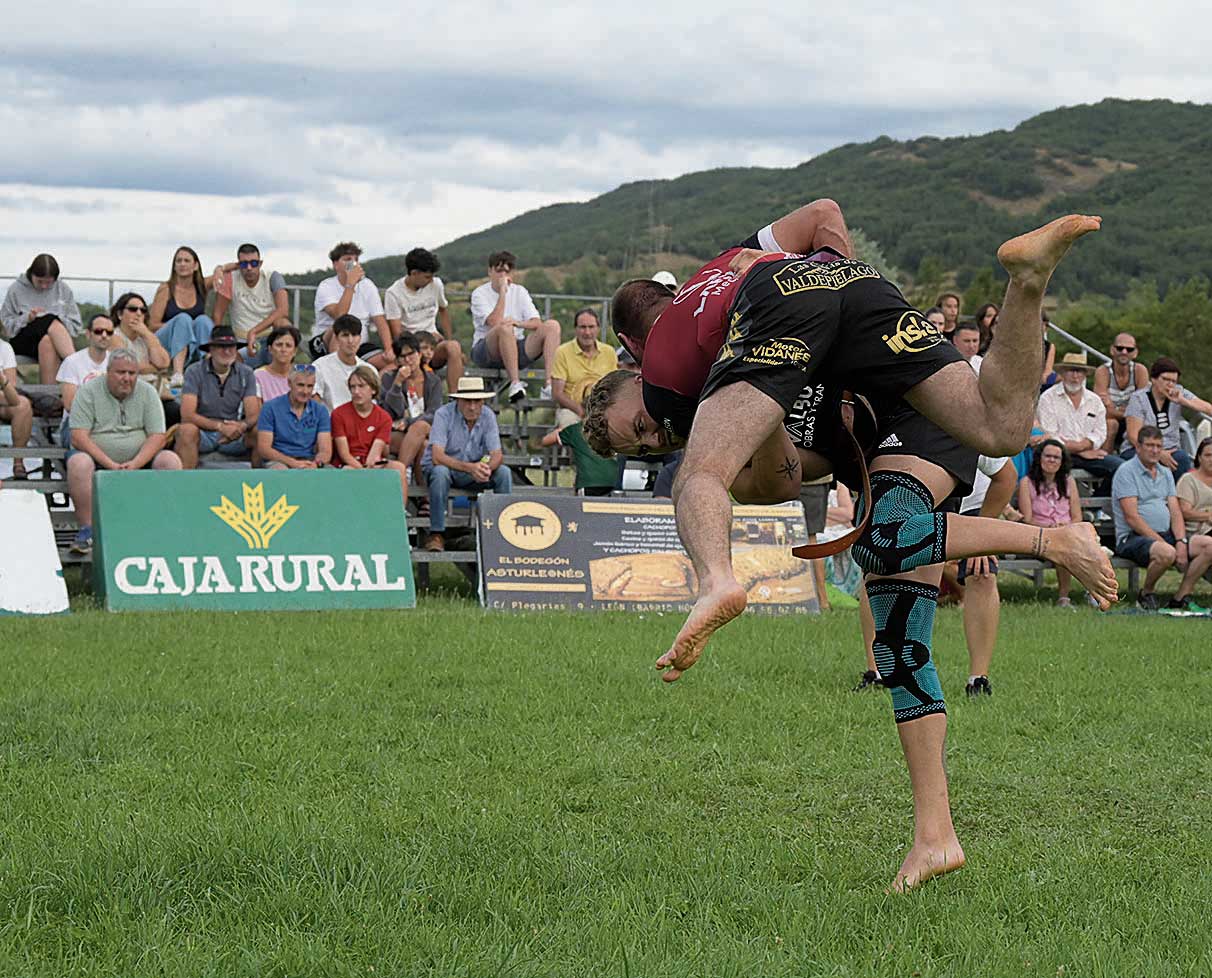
[883,312,942,354]
[210,482,299,549]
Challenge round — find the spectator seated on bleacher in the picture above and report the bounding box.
[1176,437,1212,545]
[176,326,259,469]
[0,335,34,479]
[311,242,395,371]
[66,349,182,554]
[936,292,960,341]
[1112,425,1212,611]
[211,243,292,367]
[56,312,119,453]
[550,307,618,429]
[0,253,81,384]
[541,393,618,497]
[331,365,408,501]
[950,322,983,374]
[974,302,999,355]
[380,333,441,484]
[149,246,224,387]
[1018,439,1083,606]
[1040,312,1057,389]
[469,250,559,404]
[384,247,463,393]
[111,292,180,427]
[1092,332,1148,452]
[1037,351,1123,493]
[1123,357,1212,478]
[422,377,512,552]
[255,365,332,470]
[253,326,302,404]
[314,315,374,411]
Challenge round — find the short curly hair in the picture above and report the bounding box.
[583,369,640,458]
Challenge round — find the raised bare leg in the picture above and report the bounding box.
[906,215,1102,456]
[657,382,784,682]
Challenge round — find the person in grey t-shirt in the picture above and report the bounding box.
[1123,356,1212,477]
[211,243,293,366]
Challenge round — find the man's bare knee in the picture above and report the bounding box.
[1152,543,1176,565]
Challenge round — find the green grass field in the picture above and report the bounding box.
[2,580,1211,977]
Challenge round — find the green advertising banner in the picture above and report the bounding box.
[94,470,415,611]
[477,494,818,614]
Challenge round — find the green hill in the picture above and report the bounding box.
[288,98,1211,302]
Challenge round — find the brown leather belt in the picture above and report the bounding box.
[791,420,872,561]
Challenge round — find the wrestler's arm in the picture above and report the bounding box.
[768,199,853,258]
[729,426,802,503]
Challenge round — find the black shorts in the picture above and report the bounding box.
[9,314,61,358]
[700,256,965,422]
[870,405,978,500]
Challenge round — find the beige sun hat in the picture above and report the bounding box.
[450,377,498,399]
[1057,351,1097,373]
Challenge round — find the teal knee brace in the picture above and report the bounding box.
[866,579,945,723]
[852,472,947,577]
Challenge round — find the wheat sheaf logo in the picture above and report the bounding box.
[210,483,299,550]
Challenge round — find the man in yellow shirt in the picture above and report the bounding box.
[550,307,618,426]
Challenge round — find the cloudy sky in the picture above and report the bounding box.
[3,1,1209,302]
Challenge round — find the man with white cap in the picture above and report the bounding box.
[1037,350,1123,491]
[652,270,678,290]
[421,377,512,551]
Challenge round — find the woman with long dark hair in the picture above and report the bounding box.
[110,291,179,427]
[0,253,82,382]
[1176,437,1212,541]
[1018,438,1083,606]
[149,245,223,386]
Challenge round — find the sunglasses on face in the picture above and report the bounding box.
[1114,345,1136,353]
[239,259,262,269]
[92,328,115,336]
[125,305,146,314]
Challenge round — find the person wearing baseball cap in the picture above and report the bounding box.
[177,324,260,468]
[652,270,677,290]
[420,377,512,551]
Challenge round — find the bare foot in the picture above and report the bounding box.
[656,580,747,682]
[996,214,1102,292]
[1042,522,1118,610]
[889,838,966,893]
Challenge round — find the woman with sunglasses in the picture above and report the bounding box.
[0,253,82,383]
[1018,438,1083,606]
[148,245,225,387]
[109,292,180,426]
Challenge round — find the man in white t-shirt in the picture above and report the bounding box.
[58,313,117,411]
[311,241,395,372]
[313,315,374,410]
[211,243,292,365]
[468,250,560,403]
[384,247,464,393]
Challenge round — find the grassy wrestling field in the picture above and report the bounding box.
[1,581,1210,977]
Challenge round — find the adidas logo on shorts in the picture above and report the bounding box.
[878,433,903,449]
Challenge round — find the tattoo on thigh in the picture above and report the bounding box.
[777,456,800,481]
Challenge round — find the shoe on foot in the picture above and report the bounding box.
[10,460,29,480]
[1137,592,1160,612]
[507,381,526,403]
[539,384,552,401]
[70,526,93,555]
[424,532,445,552]
[852,669,883,692]
[1165,595,1191,610]
[965,676,992,697]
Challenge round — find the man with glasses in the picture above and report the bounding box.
[58,314,117,412]
[469,250,561,403]
[1093,332,1148,451]
[66,349,182,554]
[1112,424,1212,610]
[211,243,292,366]
[255,364,332,470]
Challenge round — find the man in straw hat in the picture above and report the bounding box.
[1037,350,1123,492]
[421,377,511,552]
[177,324,260,468]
